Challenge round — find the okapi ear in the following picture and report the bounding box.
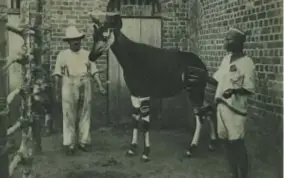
[107,14,122,30]
[114,15,122,30]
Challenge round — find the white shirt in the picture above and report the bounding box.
[213,54,255,115]
[53,49,98,77]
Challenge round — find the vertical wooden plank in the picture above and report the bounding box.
[140,19,161,47]
[108,49,120,125]
[116,0,121,11]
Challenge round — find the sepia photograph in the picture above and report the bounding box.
[0,0,283,178]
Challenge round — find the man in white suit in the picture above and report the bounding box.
[53,26,106,155]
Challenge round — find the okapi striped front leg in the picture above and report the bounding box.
[126,96,151,162]
[140,99,151,162]
[126,96,141,156]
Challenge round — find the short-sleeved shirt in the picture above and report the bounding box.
[52,49,98,77]
[213,54,255,115]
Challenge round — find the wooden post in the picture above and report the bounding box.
[0,0,9,177]
[0,112,9,178]
[0,0,51,177]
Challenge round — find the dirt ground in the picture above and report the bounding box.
[10,126,278,178]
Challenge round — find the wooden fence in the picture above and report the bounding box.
[0,0,51,177]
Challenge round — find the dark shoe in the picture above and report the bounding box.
[78,144,91,152]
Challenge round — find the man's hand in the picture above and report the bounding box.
[207,76,218,86]
[99,86,107,95]
[222,88,235,99]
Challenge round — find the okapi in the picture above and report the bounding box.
[88,12,218,162]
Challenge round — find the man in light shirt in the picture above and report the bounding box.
[53,26,106,155]
[207,27,255,178]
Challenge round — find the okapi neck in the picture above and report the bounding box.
[110,32,129,63]
[111,32,129,53]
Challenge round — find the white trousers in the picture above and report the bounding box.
[61,76,92,146]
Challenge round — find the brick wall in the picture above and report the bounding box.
[161,0,189,51]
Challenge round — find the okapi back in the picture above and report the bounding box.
[110,33,208,98]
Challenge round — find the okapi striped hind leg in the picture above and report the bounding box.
[185,106,218,158]
[185,108,203,157]
[184,80,218,158]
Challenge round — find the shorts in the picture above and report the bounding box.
[217,103,246,140]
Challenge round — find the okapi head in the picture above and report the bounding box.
[89,11,122,62]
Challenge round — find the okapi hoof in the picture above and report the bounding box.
[126,149,137,157]
[141,147,150,162]
[126,144,137,157]
[185,144,197,158]
[141,154,150,162]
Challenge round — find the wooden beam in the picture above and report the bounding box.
[0,1,9,177]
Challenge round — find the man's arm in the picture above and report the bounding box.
[89,60,106,94]
[93,73,103,88]
[52,52,63,102]
[93,72,107,94]
[233,88,252,95]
